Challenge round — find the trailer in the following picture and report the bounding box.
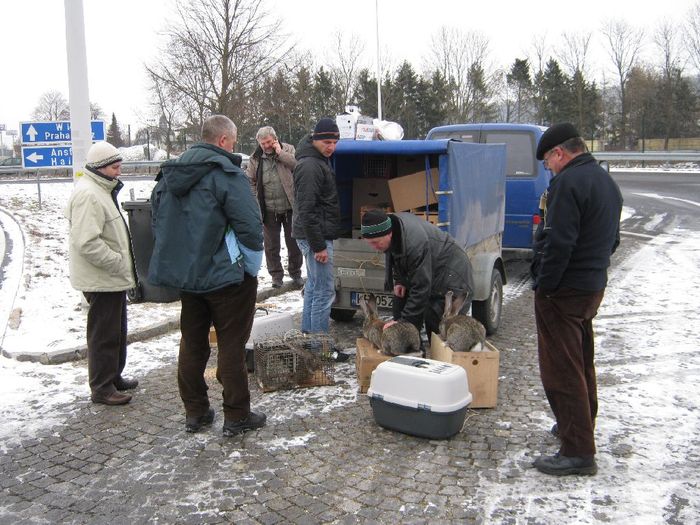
[329,139,507,334]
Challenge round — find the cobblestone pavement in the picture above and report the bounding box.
[2,237,698,524]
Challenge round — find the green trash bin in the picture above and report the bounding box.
[122,199,180,303]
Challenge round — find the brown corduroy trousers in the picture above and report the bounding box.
[535,286,605,457]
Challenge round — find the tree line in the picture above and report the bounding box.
[32,0,700,155]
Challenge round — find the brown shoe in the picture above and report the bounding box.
[91,391,132,406]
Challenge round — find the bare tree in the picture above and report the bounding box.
[602,19,644,148]
[654,19,685,149]
[685,1,700,72]
[427,26,494,122]
[559,31,592,133]
[146,0,291,134]
[325,32,365,111]
[32,91,70,121]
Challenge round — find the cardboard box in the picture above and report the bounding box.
[336,114,356,140]
[387,169,439,212]
[352,178,393,226]
[355,123,376,141]
[355,337,392,393]
[429,335,499,408]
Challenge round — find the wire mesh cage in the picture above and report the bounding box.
[254,332,336,392]
[362,155,394,179]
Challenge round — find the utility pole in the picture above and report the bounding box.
[64,0,92,180]
[375,0,382,120]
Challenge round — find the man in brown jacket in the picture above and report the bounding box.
[246,126,303,288]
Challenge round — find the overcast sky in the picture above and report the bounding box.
[1,0,698,142]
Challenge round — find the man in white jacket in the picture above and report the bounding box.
[65,141,138,406]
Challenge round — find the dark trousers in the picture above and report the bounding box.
[83,291,128,397]
[178,275,257,421]
[263,209,302,281]
[535,287,605,457]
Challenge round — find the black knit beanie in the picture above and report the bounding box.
[312,118,340,141]
[361,209,393,238]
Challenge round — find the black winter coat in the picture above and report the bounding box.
[291,135,340,252]
[532,152,622,292]
[389,213,474,327]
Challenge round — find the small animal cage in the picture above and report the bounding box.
[254,333,335,392]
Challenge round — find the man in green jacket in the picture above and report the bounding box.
[149,115,267,437]
[65,141,138,406]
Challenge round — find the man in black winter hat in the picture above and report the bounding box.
[360,209,475,342]
[291,117,349,361]
[531,122,623,476]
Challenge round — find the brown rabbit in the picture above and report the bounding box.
[439,291,486,352]
[359,294,421,356]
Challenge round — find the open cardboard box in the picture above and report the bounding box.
[429,334,500,408]
[355,337,392,393]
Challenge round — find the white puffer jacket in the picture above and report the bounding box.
[65,169,136,292]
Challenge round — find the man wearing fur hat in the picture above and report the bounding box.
[360,209,475,344]
[531,122,622,476]
[65,141,138,406]
[246,126,303,289]
[291,117,349,361]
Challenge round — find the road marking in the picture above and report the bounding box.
[634,192,700,208]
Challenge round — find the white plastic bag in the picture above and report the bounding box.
[373,119,404,140]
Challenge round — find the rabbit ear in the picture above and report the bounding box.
[450,293,467,315]
[368,293,377,311]
[359,296,370,316]
[443,291,454,318]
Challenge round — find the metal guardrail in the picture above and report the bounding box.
[0,152,697,176]
[592,151,700,162]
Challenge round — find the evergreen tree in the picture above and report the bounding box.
[389,61,421,138]
[353,68,378,118]
[311,67,338,120]
[539,59,574,125]
[416,71,451,136]
[106,113,124,148]
[506,59,532,123]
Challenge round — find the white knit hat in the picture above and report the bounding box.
[86,141,122,169]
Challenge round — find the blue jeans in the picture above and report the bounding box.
[296,239,335,333]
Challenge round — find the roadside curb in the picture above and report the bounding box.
[0,281,302,364]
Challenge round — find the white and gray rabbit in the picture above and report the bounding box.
[439,291,486,352]
[359,294,421,356]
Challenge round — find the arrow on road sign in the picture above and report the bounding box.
[26,125,38,142]
[26,152,44,163]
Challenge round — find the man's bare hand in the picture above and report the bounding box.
[314,249,329,263]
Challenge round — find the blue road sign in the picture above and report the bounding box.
[22,145,73,168]
[20,121,105,144]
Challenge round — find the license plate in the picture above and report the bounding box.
[351,292,394,309]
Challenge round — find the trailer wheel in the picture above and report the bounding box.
[472,269,502,335]
[330,308,356,322]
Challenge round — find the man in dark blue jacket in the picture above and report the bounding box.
[149,115,266,437]
[531,123,622,476]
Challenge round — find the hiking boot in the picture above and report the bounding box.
[185,408,215,433]
[533,452,597,476]
[222,411,267,437]
[114,377,139,391]
[291,276,305,288]
[271,279,283,288]
[91,391,132,406]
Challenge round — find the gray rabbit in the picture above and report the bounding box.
[358,294,421,356]
[439,291,486,352]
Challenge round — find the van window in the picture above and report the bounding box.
[428,131,478,142]
[484,132,536,178]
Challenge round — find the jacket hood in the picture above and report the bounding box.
[295,134,327,162]
[159,143,243,196]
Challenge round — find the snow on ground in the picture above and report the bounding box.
[1,181,700,521]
